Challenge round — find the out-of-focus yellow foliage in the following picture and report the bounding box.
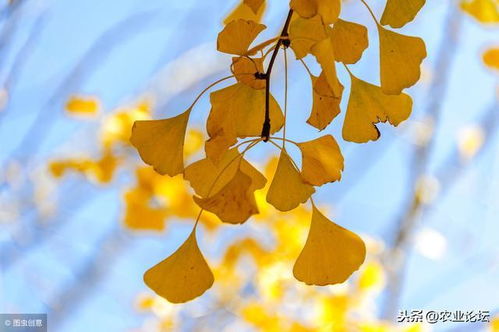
[460,0,499,23]
[65,95,99,116]
[101,100,152,148]
[490,315,499,331]
[457,125,485,161]
[49,148,120,184]
[483,46,499,70]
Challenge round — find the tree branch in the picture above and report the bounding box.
[260,9,293,142]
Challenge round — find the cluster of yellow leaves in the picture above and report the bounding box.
[460,0,499,24]
[65,95,100,117]
[130,0,427,304]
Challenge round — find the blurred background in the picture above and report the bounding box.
[0,0,498,331]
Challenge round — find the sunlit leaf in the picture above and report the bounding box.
[380,0,426,28]
[144,230,214,303]
[343,72,412,143]
[311,38,342,97]
[289,15,327,59]
[194,170,260,224]
[232,56,266,89]
[224,0,266,24]
[307,72,343,130]
[206,83,283,161]
[290,0,341,24]
[130,109,191,176]
[298,135,344,186]
[293,204,366,285]
[185,148,266,198]
[379,26,427,95]
[244,0,265,13]
[266,151,314,211]
[330,19,368,64]
[217,19,266,55]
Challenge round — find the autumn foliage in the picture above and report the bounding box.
[126,0,428,303]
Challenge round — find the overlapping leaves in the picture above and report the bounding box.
[131,0,427,303]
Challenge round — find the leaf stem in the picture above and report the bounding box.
[261,9,294,142]
[359,0,380,26]
[188,75,235,110]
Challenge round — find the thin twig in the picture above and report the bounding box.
[260,9,293,142]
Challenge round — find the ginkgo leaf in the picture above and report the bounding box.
[206,83,283,161]
[460,0,499,23]
[232,56,266,89]
[311,37,342,97]
[144,230,214,303]
[380,0,426,28]
[131,109,191,176]
[244,0,265,14]
[194,170,259,224]
[290,0,341,24]
[307,72,343,130]
[330,19,368,64]
[266,151,314,211]
[185,148,266,198]
[483,47,499,70]
[298,135,344,186]
[342,73,412,143]
[293,205,366,285]
[224,0,266,24]
[378,26,427,95]
[289,15,327,59]
[217,19,266,55]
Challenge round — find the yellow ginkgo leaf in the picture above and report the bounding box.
[378,26,427,95]
[298,135,344,186]
[330,19,368,64]
[130,109,191,176]
[224,0,266,24]
[266,151,314,211]
[342,73,412,143]
[185,148,266,198]
[217,19,266,55]
[206,83,283,161]
[311,37,342,97]
[380,0,426,28]
[290,0,341,24]
[289,15,327,59]
[307,72,343,130]
[232,56,266,89]
[244,0,265,14]
[194,170,260,224]
[65,95,99,116]
[293,205,366,285]
[144,230,214,303]
[460,0,499,23]
[483,47,499,70]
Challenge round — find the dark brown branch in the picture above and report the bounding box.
[260,9,293,142]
